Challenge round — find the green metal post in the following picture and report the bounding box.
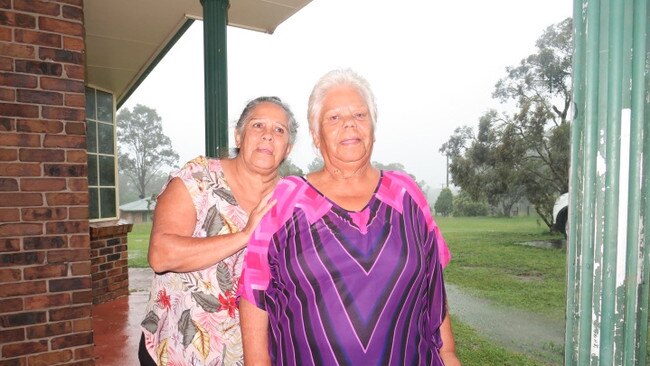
[201,0,229,158]
[566,0,649,365]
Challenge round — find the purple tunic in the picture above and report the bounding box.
[238,171,451,365]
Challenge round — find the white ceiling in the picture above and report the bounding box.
[84,0,311,103]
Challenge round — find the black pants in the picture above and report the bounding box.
[138,333,157,366]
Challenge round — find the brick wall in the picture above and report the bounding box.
[0,1,94,365]
[90,223,132,305]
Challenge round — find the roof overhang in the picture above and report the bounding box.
[84,0,311,104]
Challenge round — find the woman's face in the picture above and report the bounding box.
[235,102,292,174]
[314,85,373,167]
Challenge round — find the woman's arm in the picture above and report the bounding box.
[439,310,461,365]
[147,177,275,273]
[240,298,271,366]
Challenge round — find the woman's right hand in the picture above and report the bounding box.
[241,192,277,238]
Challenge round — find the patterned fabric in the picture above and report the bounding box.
[141,156,247,366]
[238,171,451,365]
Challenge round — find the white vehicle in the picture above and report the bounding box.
[553,193,569,237]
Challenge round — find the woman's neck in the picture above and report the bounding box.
[222,157,278,211]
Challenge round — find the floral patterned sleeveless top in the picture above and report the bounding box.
[141,156,247,365]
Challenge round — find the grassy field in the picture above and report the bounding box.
[127,222,151,268]
[126,216,567,364]
[437,216,566,320]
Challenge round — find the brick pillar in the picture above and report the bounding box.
[90,223,132,305]
[0,1,94,365]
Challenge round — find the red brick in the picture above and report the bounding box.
[45,193,87,206]
[0,311,46,327]
[71,289,91,304]
[42,135,85,148]
[45,220,88,234]
[0,267,21,282]
[38,47,83,65]
[65,150,85,163]
[23,236,66,250]
[47,249,88,263]
[0,328,25,343]
[0,42,35,58]
[0,86,15,100]
[0,223,42,236]
[48,304,89,320]
[1,340,48,358]
[67,207,87,220]
[67,178,87,191]
[0,238,20,252]
[44,164,86,177]
[14,0,60,16]
[70,262,89,276]
[62,4,82,19]
[74,345,94,361]
[24,293,70,311]
[42,106,83,121]
[60,0,83,6]
[62,36,84,52]
[20,178,66,192]
[21,207,67,221]
[0,73,37,88]
[64,92,84,107]
[0,133,40,147]
[0,251,45,267]
[0,117,15,131]
[68,234,88,248]
[0,163,41,176]
[0,103,38,118]
[39,16,82,36]
[0,209,19,222]
[26,322,71,342]
[72,318,91,332]
[15,60,62,76]
[0,11,36,28]
[51,331,92,350]
[19,148,65,162]
[40,77,84,93]
[17,89,63,105]
[64,121,85,135]
[0,177,18,190]
[24,264,67,280]
[27,350,73,365]
[0,148,18,160]
[16,119,62,133]
[63,64,83,80]
[15,29,61,48]
[0,298,23,313]
[0,27,11,42]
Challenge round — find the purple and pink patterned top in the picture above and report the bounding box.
[238,171,451,365]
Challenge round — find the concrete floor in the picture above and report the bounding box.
[92,268,152,365]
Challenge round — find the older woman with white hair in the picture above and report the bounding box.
[238,70,459,365]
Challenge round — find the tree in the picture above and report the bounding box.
[117,104,179,199]
[493,17,572,228]
[434,188,453,216]
[440,111,525,217]
[453,190,489,217]
[118,170,168,205]
[440,18,572,228]
[279,158,304,177]
[307,157,324,173]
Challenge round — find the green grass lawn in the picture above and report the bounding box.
[437,216,566,320]
[127,222,151,268]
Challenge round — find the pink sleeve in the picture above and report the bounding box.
[237,177,305,306]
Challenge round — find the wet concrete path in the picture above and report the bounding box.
[447,283,565,364]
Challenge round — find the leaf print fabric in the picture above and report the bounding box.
[141,157,248,365]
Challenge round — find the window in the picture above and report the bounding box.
[86,87,117,220]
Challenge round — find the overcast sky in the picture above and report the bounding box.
[120,0,572,190]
